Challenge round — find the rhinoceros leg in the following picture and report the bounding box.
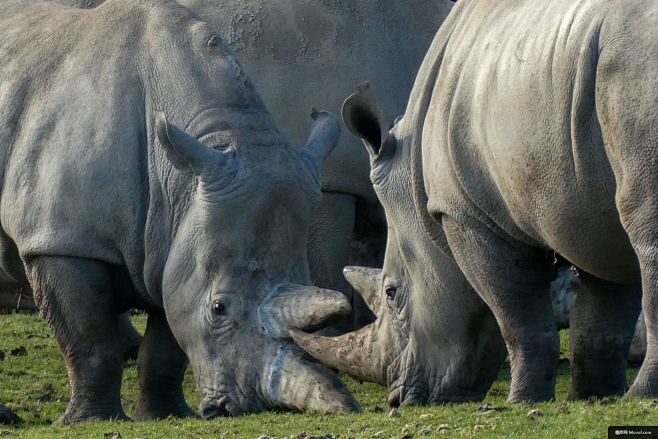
[308,192,364,328]
[443,218,559,403]
[626,254,658,398]
[117,313,142,361]
[568,273,641,399]
[26,256,128,424]
[133,310,195,420]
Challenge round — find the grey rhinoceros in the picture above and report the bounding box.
[54,0,454,326]
[0,0,358,424]
[296,0,658,404]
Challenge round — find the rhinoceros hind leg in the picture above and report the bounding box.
[626,250,658,398]
[568,273,641,400]
[117,313,142,362]
[595,17,658,398]
[26,256,129,424]
[133,310,195,420]
[0,405,20,425]
[443,218,559,403]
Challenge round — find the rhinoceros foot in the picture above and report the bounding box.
[0,405,20,425]
[53,398,129,425]
[133,399,197,421]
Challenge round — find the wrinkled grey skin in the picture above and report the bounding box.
[0,0,358,424]
[299,0,658,404]
[55,0,454,327]
[630,314,648,365]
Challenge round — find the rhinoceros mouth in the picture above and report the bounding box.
[386,381,487,407]
[199,392,246,418]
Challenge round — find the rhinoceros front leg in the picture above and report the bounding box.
[443,218,559,403]
[26,256,128,424]
[568,273,641,400]
[308,192,361,328]
[117,312,142,362]
[133,310,195,420]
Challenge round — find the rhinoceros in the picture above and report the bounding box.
[293,88,508,404]
[296,0,658,404]
[0,0,358,424]
[53,0,455,327]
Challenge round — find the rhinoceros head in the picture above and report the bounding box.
[153,110,360,417]
[292,83,507,406]
[141,7,358,416]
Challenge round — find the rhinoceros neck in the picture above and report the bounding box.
[397,5,465,259]
[141,138,195,307]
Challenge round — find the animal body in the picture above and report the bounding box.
[0,0,357,423]
[296,0,658,405]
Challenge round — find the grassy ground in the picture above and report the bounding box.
[0,314,655,438]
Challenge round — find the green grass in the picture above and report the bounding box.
[0,314,655,438]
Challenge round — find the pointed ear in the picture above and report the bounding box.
[155,111,224,176]
[302,109,341,166]
[341,82,395,158]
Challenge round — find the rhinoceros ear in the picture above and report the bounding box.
[156,111,227,176]
[302,109,342,166]
[342,82,394,158]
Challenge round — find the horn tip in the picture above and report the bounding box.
[289,328,314,346]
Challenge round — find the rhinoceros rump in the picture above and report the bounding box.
[300,0,658,405]
[0,0,357,423]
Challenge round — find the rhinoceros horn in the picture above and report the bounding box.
[290,323,383,385]
[290,266,385,384]
[343,266,382,313]
[303,110,341,165]
[261,284,351,335]
[264,345,361,413]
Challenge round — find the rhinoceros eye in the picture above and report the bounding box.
[211,300,226,315]
[385,286,397,300]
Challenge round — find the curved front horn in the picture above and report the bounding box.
[260,284,351,336]
[302,110,341,165]
[343,266,382,313]
[290,324,384,385]
[263,346,360,413]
